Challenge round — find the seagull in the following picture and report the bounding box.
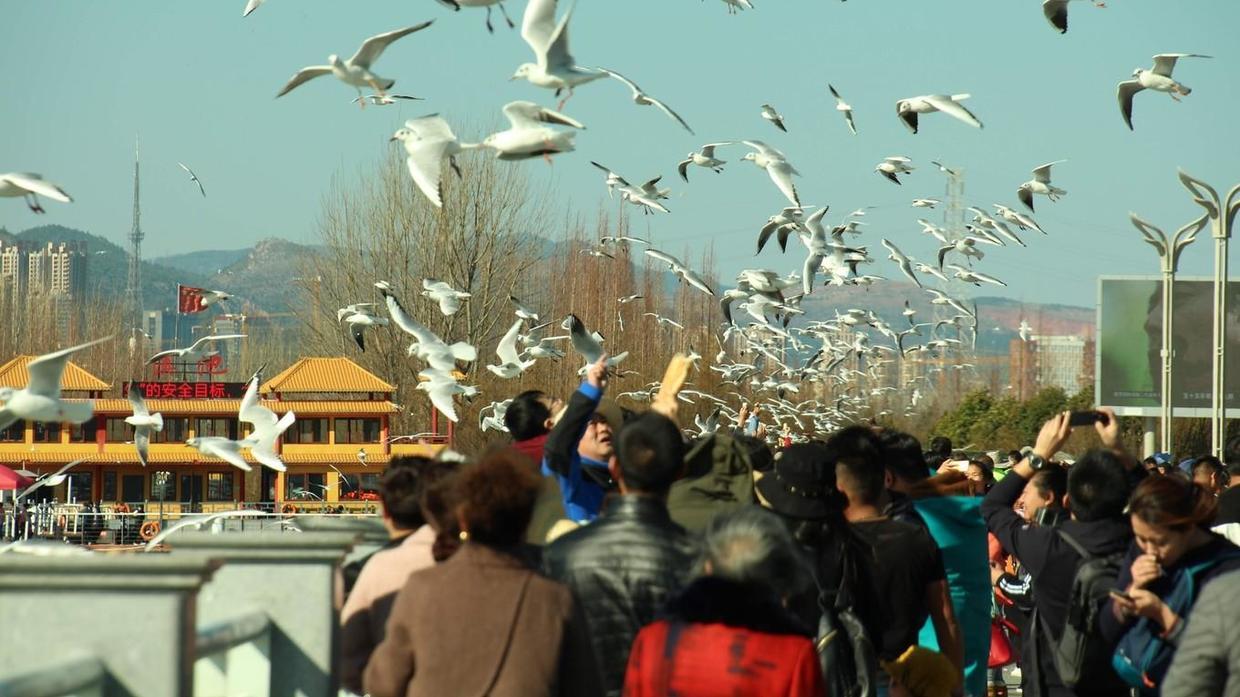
[914,262,950,284]
[510,295,540,321]
[143,510,267,552]
[480,101,584,161]
[739,140,801,207]
[417,369,479,423]
[1041,0,1103,34]
[1117,54,1212,130]
[912,198,940,208]
[376,281,476,371]
[199,289,232,308]
[599,235,650,247]
[827,84,856,135]
[881,239,922,289]
[15,459,88,501]
[645,248,715,296]
[581,248,615,259]
[644,312,684,330]
[589,163,669,213]
[896,94,983,133]
[595,67,693,134]
[947,264,1007,287]
[761,104,787,132]
[522,335,567,361]
[479,399,513,433]
[937,237,991,269]
[617,294,643,304]
[0,173,73,214]
[488,320,537,378]
[242,0,266,16]
[177,163,206,197]
[758,206,810,254]
[678,143,730,182]
[513,0,604,109]
[562,314,628,371]
[422,278,471,315]
[146,334,245,365]
[276,22,435,105]
[1017,160,1068,213]
[186,435,252,472]
[390,115,479,208]
[929,160,960,176]
[238,372,295,472]
[719,0,754,13]
[336,303,378,321]
[994,204,1045,234]
[917,219,950,245]
[875,156,913,185]
[353,93,423,105]
[1019,319,1033,342]
[435,0,517,34]
[340,310,388,352]
[126,388,164,468]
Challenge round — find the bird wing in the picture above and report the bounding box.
[405,114,458,143]
[145,348,181,365]
[521,0,559,60]
[881,238,905,261]
[740,140,785,160]
[540,0,579,71]
[1152,53,1210,77]
[843,110,857,135]
[936,245,953,270]
[1042,0,1068,33]
[896,104,919,134]
[2,173,72,203]
[239,375,277,428]
[1032,160,1065,183]
[128,387,150,418]
[1018,186,1035,213]
[242,0,265,16]
[276,66,332,98]
[677,159,692,182]
[679,267,715,296]
[501,100,584,129]
[923,94,983,128]
[190,334,246,353]
[767,163,801,207]
[828,83,844,102]
[27,337,111,399]
[647,96,694,134]
[1117,80,1144,130]
[596,66,641,96]
[563,314,603,362]
[202,440,253,472]
[590,161,629,186]
[378,287,436,344]
[425,384,460,423]
[496,320,524,364]
[644,248,682,268]
[405,144,452,208]
[700,142,731,158]
[349,22,434,68]
[135,429,150,467]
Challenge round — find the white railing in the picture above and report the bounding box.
[193,612,272,697]
[0,652,105,697]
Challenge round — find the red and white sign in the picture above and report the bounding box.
[177,284,207,314]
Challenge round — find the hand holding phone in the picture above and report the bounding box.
[1069,410,1110,427]
[1108,589,1133,603]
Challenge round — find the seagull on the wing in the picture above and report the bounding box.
[618,294,643,304]
[875,156,913,185]
[581,248,615,259]
[199,289,232,308]
[276,22,435,105]
[760,104,787,132]
[1019,319,1033,342]
[595,67,693,134]
[758,206,811,254]
[522,335,567,361]
[422,278,471,316]
[937,237,994,269]
[480,101,584,161]
[600,235,651,247]
[678,143,730,182]
[353,93,423,106]
[719,0,754,13]
[479,399,513,433]
[739,140,801,207]
[1117,53,1212,130]
[186,435,253,472]
[238,371,295,472]
[488,320,537,378]
[1041,0,1105,34]
[896,94,983,133]
[243,0,266,16]
[917,219,950,245]
[510,295,540,321]
[912,198,940,209]
[645,248,715,296]
[929,160,960,176]
[644,312,684,330]
[146,334,245,365]
[1017,160,1068,213]
[513,0,605,109]
[589,162,669,214]
[914,262,950,284]
[881,239,922,289]
[126,388,164,468]
[390,115,479,208]
[340,308,388,352]
[925,288,974,317]
[417,370,480,423]
[994,204,1045,234]
[376,281,477,371]
[948,264,1008,287]
[435,0,517,34]
[827,84,856,135]
[177,163,206,197]
[562,314,628,371]
[16,459,88,501]
[0,173,73,214]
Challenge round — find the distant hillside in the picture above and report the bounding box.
[203,238,321,315]
[152,248,251,276]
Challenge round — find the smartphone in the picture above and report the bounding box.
[1069,410,1110,427]
[1108,590,1132,602]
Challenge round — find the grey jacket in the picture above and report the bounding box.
[1163,569,1240,697]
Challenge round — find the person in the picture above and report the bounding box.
[1160,569,1240,697]
[884,645,962,697]
[1191,456,1227,496]
[981,409,1135,696]
[340,455,433,596]
[543,355,623,522]
[503,389,571,544]
[967,459,996,492]
[544,411,699,697]
[875,429,930,528]
[833,428,965,688]
[1101,476,1240,692]
[993,467,1070,608]
[363,449,602,697]
[622,507,825,696]
[340,463,438,694]
[928,436,952,462]
[1214,435,1240,545]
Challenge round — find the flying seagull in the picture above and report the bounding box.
[0,338,111,431]
[390,115,478,208]
[417,369,479,423]
[376,281,477,371]
[881,239,922,289]
[186,435,252,472]
[510,295,540,321]
[353,93,423,106]
[513,0,605,109]
[761,104,787,132]
[126,388,164,468]
[238,372,295,472]
[243,0,265,17]
[487,320,537,378]
[479,101,584,161]
[896,94,983,133]
[340,308,388,352]
[595,67,694,134]
[435,0,517,34]
[678,142,730,182]
[177,163,206,197]
[1117,53,1212,130]
[739,140,801,207]
[875,156,913,185]
[0,173,73,214]
[561,314,628,371]
[1017,160,1067,213]
[422,278,471,316]
[146,334,245,365]
[827,84,856,134]
[276,22,434,105]
[1041,0,1106,34]
[912,198,940,208]
[645,248,715,296]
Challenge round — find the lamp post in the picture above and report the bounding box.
[1130,211,1208,455]
[1176,170,1240,457]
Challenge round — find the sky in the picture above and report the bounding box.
[2,0,1238,309]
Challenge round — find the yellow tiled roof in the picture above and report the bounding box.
[0,355,111,392]
[0,450,397,466]
[90,399,399,415]
[262,357,394,393]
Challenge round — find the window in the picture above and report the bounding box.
[334,418,381,444]
[286,473,326,501]
[151,418,189,443]
[285,419,328,444]
[207,472,235,501]
[151,471,175,501]
[102,471,117,502]
[105,418,133,443]
[195,418,238,440]
[340,472,381,501]
[68,472,92,504]
[0,422,23,442]
[32,422,61,443]
[70,418,97,443]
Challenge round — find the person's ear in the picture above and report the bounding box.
[1062,493,1071,511]
[883,469,895,489]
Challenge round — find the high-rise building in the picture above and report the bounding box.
[0,241,27,295]
[1016,334,1094,396]
[24,242,87,297]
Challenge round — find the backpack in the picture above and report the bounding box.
[815,533,878,697]
[1111,548,1240,694]
[1038,528,1124,687]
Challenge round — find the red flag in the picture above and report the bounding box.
[178,284,206,314]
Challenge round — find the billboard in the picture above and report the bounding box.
[1097,276,1240,417]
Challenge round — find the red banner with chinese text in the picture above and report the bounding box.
[178,284,206,314]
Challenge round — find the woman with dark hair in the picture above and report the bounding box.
[965,460,995,493]
[364,449,602,697]
[1102,476,1240,694]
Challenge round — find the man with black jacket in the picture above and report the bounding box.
[542,355,622,522]
[543,411,699,697]
[982,409,1138,697]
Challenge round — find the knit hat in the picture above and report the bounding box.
[880,646,960,697]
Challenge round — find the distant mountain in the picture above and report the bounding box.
[202,238,322,315]
[152,248,251,276]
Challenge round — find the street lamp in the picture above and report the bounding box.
[1130,211,1208,455]
[1176,170,1240,457]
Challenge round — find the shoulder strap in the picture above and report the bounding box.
[1055,528,1090,559]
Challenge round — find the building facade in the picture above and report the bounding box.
[1009,334,1095,398]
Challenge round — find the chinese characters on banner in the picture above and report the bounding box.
[177,284,207,314]
[122,381,246,400]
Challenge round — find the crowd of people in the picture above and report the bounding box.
[337,355,1240,697]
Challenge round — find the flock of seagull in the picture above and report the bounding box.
[0,0,1222,455]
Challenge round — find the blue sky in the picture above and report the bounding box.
[2,0,1236,307]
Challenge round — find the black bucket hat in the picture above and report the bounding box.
[757,442,839,520]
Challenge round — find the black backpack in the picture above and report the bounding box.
[815,533,878,697]
[1038,528,1124,687]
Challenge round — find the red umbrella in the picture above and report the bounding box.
[0,464,34,491]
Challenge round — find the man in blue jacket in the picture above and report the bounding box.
[543,355,624,522]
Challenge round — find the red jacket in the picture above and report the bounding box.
[622,578,824,697]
